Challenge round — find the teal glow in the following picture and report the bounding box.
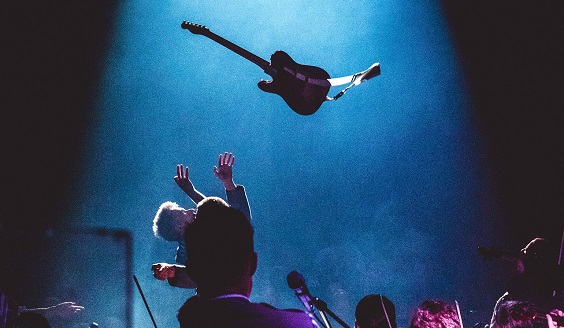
[72,0,500,327]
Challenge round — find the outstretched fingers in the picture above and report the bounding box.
[218,152,234,167]
[175,164,182,181]
[214,152,235,179]
[175,164,189,180]
[226,152,234,166]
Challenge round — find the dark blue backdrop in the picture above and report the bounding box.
[4,1,563,328]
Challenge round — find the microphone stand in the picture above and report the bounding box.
[133,275,158,328]
[311,297,351,328]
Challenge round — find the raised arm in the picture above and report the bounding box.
[213,152,236,191]
[174,164,205,204]
[214,152,252,221]
[20,302,85,319]
[151,262,197,289]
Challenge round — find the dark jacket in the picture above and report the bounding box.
[178,295,320,328]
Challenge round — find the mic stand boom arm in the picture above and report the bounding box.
[312,298,351,328]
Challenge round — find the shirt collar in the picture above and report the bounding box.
[208,294,250,301]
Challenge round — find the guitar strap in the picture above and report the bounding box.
[282,62,381,101]
[328,62,381,87]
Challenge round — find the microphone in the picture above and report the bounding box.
[287,271,315,313]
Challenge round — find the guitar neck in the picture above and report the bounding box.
[202,31,273,75]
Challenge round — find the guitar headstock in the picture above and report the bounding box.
[181,21,209,35]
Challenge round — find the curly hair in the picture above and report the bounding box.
[410,300,461,328]
[152,201,190,242]
[493,301,538,328]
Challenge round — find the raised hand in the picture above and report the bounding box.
[174,164,196,194]
[214,152,236,190]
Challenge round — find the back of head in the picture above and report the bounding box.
[194,196,229,214]
[520,238,558,278]
[492,300,539,328]
[355,294,397,328]
[410,300,461,328]
[185,197,254,288]
[15,312,51,328]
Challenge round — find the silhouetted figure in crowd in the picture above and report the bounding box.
[14,312,51,328]
[410,299,462,328]
[176,197,320,327]
[491,300,564,328]
[490,238,564,327]
[355,294,397,328]
[0,288,84,328]
[151,152,251,288]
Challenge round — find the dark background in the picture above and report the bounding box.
[5,1,562,235]
[4,0,120,230]
[441,2,564,243]
[3,0,564,326]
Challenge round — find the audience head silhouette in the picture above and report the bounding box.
[184,196,256,297]
[520,238,558,278]
[491,300,539,328]
[355,294,397,328]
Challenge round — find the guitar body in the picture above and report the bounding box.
[258,51,330,116]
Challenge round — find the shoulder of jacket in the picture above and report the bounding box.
[258,303,308,313]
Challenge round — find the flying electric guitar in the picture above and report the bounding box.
[181,21,381,115]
